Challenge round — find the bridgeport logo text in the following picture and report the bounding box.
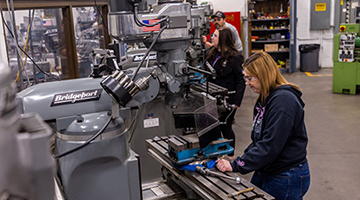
[51,89,102,106]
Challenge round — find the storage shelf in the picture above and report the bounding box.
[252,39,290,43]
[252,28,289,32]
[251,18,290,22]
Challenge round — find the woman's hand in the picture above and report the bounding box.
[216,159,233,172]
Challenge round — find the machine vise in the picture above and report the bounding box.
[168,134,233,165]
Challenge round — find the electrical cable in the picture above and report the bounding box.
[131,24,167,81]
[54,114,113,159]
[220,106,235,125]
[134,16,144,27]
[127,109,139,143]
[1,7,60,81]
[145,51,150,68]
[133,4,168,27]
[93,0,116,40]
[1,18,61,81]
[15,9,34,85]
[5,0,24,89]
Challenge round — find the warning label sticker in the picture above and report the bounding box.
[315,3,326,12]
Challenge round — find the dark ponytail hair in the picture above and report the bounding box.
[205,27,239,61]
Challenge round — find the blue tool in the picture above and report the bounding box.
[168,136,233,165]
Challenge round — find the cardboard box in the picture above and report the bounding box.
[264,44,278,52]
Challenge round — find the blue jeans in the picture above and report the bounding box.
[251,163,310,200]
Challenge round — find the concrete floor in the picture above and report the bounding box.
[232,69,360,200]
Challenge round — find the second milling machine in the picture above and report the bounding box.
[17,0,274,199]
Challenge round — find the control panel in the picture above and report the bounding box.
[338,34,356,62]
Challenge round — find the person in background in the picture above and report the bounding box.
[205,27,245,156]
[202,11,242,52]
[216,52,311,200]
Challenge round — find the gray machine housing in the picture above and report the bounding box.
[17,67,159,200]
[0,63,54,200]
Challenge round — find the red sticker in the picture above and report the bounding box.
[142,19,161,32]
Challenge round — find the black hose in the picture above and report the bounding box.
[133,4,168,27]
[131,25,167,81]
[0,9,61,81]
[220,106,235,125]
[54,114,113,159]
[127,109,139,143]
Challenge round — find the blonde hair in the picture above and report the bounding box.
[243,52,301,104]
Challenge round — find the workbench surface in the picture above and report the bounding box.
[146,136,275,200]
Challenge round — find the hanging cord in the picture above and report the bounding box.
[54,114,113,159]
[14,9,35,85]
[133,3,168,27]
[219,106,235,125]
[131,25,167,81]
[93,0,117,40]
[127,109,139,143]
[0,9,61,81]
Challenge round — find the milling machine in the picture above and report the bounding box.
[16,0,234,200]
[0,62,54,200]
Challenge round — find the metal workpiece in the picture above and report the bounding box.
[195,166,241,184]
[146,136,275,200]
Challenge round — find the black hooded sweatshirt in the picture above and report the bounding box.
[230,85,308,175]
[207,48,245,107]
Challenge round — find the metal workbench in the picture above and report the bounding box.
[146,136,275,200]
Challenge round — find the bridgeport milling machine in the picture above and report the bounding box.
[0,62,54,200]
[15,0,274,199]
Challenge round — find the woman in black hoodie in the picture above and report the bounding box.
[216,52,310,200]
[205,27,245,156]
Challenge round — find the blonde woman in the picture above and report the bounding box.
[216,52,310,200]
